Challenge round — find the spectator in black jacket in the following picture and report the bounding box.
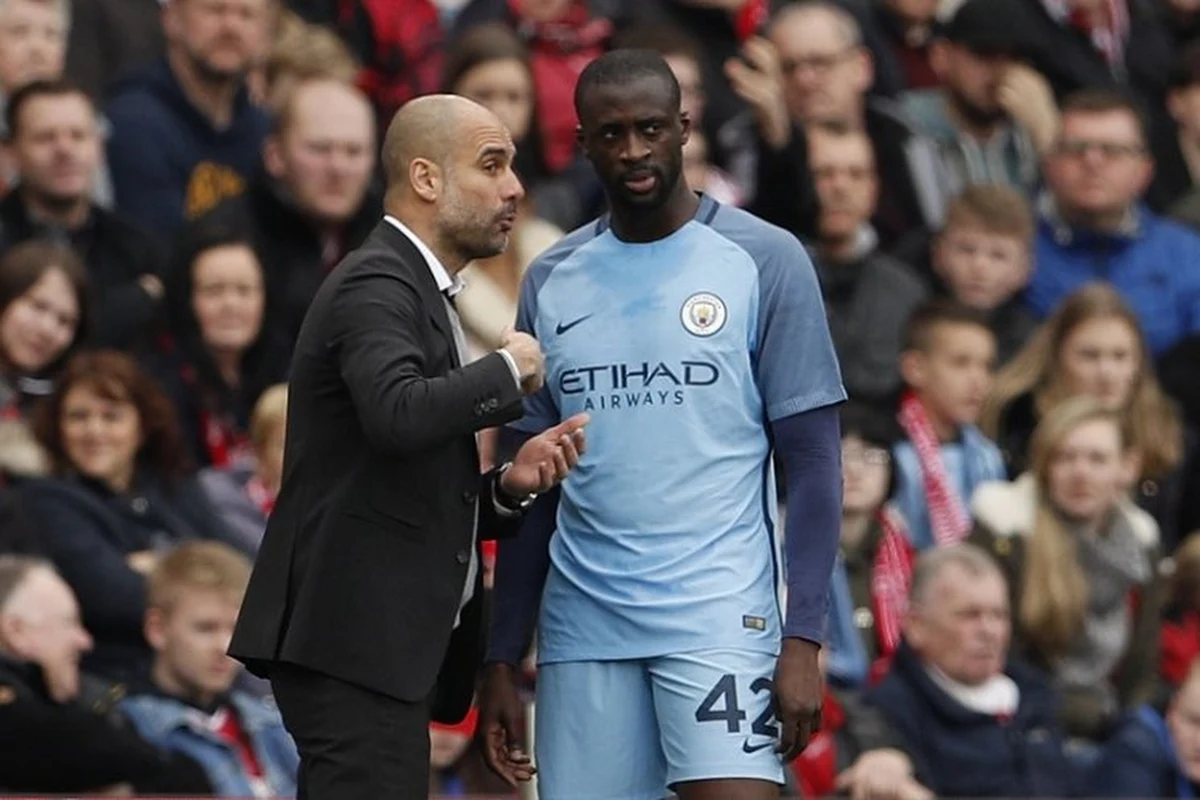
[865,544,1087,798]
[805,122,927,412]
[149,222,290,470]
[0,80,166,350]
[187,78,380,344]
[19,350,243,685]
[0,484,37,554]
[0,554,212,794]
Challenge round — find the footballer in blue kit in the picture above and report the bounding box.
[480,49,845,800]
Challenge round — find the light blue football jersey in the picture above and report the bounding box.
[513,195,845,664]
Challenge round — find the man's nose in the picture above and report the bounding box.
[503,167,525,202]
[620,133,651,162]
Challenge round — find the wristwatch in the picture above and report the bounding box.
[495,462,537,512]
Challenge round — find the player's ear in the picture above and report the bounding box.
[680,110,691,146]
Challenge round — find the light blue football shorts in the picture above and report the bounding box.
[533,648,785,800]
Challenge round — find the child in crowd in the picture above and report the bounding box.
[893,300,1007,550]
[931,185,1039,366]
[119,542,298,797]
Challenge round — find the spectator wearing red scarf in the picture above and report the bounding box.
[825,401,915,690]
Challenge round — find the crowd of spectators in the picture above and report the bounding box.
[6,0,1200,796]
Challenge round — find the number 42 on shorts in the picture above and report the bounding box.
[694,674,780,753]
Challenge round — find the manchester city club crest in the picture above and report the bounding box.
[680,292,727,337]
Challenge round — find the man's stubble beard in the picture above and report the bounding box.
[182,43,249,87]
[948,84,1007,129]
[24,180,88,218]
[437,179,507,264]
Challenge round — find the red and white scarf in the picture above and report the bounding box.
[870,505,913,653]
[897,390,971,547]
[201,408,252,470]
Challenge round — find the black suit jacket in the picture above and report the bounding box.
[227,220,525,722]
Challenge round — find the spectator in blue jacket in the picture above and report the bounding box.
[120,541,297,797]
[1091,656,1200,798]
[866,543,1086,798]
[105,0,273,232]
[1029,88,1200,357]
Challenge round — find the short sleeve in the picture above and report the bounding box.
[754,234,846,421]
[509,264,560,434]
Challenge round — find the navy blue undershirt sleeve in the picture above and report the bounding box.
[772,403,842,643]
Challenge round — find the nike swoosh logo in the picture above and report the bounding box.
[742,740,774,754]
[555,314,593,335]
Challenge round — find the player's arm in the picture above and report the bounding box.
[746,223,846,759]
[773,406,842,644]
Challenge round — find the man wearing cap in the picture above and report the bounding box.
[900,0,1061,204]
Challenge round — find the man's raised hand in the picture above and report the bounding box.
[500,328,545,394]
[502,413,590,496]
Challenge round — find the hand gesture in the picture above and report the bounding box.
[836,748,932,800]
[725,37,792,150]
[774,637,823,762]
[998,64,1060,155]
[478,663,536,787]
[500,329,545,395]
[502,413,590,496]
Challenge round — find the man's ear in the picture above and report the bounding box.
[929,39,952,82]
[903,609,924,651]
[680,110,691,147]
[900,349,925,391]
[263,135,285,180]
[409,157,441,203]
[0,613,23,654]
[144,607,167,652]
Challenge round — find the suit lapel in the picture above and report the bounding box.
[374,221,460,368]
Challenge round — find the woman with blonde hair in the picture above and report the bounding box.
[981,282,1195,550]
[970,396,1165,741]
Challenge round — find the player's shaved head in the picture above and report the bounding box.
[574,49,681,126]
[383,94,496,193]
